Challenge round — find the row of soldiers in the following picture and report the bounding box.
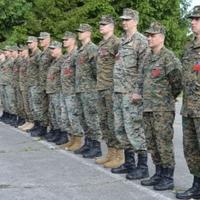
[0,6,200,199]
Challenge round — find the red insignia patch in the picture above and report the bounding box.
[151,68,161,78]
[193,63,200,71]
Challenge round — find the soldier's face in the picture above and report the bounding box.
[122,19,137,31]
[78,31,90,41]
[50,48,61,58]
[147,33,165,49]
[11,51,18,58]
[0,53,5,61]
[39,38,50,47]
[27,41,38,49]
[191,17,200,34]
[21,50,29,57]
[63,38,75,48]
[4,51,10,57]
[99,23,114,34]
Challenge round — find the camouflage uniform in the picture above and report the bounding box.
[26,36,42,122]
[142,23,182,167]
[61,31,84,136]
[181,35,200,177]
[38,32,52,127]
[46,41,62,130]
[1,52,17,115]
[12,47,26,119]
[96,16,122,148]
[18,48,34,122]
[75,24,102,141]
[113,30,147,151]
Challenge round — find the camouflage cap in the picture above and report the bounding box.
[145,22,166,35]
[18,45,28,51]
[63,31,76,39]
[2,45,12,51]
[99,15,114,25]
[188,5,200,18]
[9,45,19,52]
[27,36,38,43]
[38,32,50,39]
[49,41,62,49]
[76,24,92,32]
[120,8,139,21]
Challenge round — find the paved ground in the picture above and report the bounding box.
[0,100,193,200]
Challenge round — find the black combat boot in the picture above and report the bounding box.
[55,131,69,145]
[16,116,25,127]
[45,129,56,140]
[0,111,8,122]
[1,112,10,123]
[154,166,174,190]
[82,140,102,158]
[9,114,18,127]
[31,123,47,137]
[74,137,92,155]
[111,148,136,174]
[126,151,149,180]
[28,121,40,133]
[176,176,200,199]
[47,129,62,142]
[141,165,162,186]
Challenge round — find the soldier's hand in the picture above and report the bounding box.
[131,93,142,103]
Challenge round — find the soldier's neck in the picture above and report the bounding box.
[152,44,164,55]
[103,32,113,40]
[81,38,91,46]
[43,45,49,50]
[67,45,76,53]
[196,33,200,42]
[125,28,137,40]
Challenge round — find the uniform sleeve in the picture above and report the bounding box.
[134,38,148,95]
[166,55,183,99]
[88,44,98,79]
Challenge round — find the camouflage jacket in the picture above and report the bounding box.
[61,48,77,95]
[19,57,30,91]
[0,59,6,85]
[181,38,200,117]
[38,48,52,90]
[75,41,98,93]
[46,56,62,94]
[26,48,41,87]
[0,57,14,86]
[96,35,119,91]
[142,47,182,112]
[113,32,148,94]
[12,57,22,88]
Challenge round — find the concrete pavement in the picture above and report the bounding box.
[0,100,192,200]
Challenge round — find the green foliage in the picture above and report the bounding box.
[0,0,191,56]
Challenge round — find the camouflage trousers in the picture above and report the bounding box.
[77,92,102,141]
[21,89,34,122]
[0,85,8,112]
[182,116,200,177]
[48,93,61,130]
[113,93,146,151]
[61,94,84,136]
[14,87,26,118]
[4,85,17,115]
[97,89,123,149]
[28,86,49,126]
[143,111,175,167]
[60,93,72,133]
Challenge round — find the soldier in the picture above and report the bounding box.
[0,50,7,122]
[74,24,102,158]
[18,46,35,131]
[26,36,41,134]
[29,32,52,137]
[176,6,200,199]
[46,41,63,141]
[58,31,83,148]
[136,22,182,191]
[11,45,26,127]
[95,15,124,168]
[1,46,18,126]
[111,8,149,180]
